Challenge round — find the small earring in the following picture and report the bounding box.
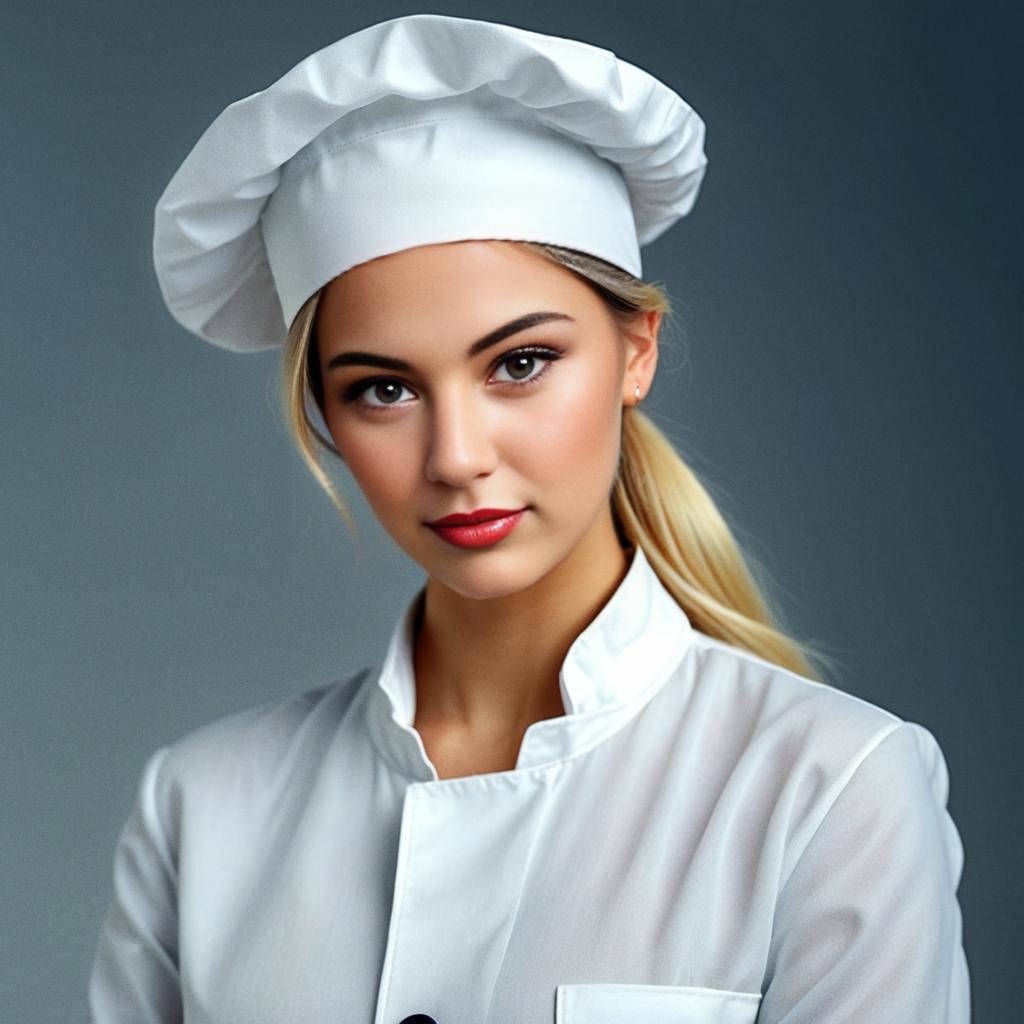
[634,381,641,402]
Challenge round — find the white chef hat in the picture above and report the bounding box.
[153,13,708,353]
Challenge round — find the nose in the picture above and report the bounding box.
[423,386,497,488]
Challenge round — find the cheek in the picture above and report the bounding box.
[332,426,419,515]
[510,365,621,490]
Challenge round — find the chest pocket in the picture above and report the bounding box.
[555,983,762,1024]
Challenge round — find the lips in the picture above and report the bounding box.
[427,508,527,549]
[429,507,524,527]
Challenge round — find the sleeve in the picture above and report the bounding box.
[757,720,971,1023]
[88,746,184,1023]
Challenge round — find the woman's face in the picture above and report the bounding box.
[315,240,658,600]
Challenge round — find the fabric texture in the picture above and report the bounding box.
[152,13,708,352]
[88,545,971,1023]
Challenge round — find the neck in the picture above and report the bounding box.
[412,514,632,741]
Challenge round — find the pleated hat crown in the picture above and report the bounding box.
[153,13,709,352]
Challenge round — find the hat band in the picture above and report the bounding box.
[260,114,641,331]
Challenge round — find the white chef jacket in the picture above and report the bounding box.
[88,544,971,1024]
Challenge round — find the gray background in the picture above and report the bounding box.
[2,1,1018,1019]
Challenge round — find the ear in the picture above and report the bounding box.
[620,309,661,406]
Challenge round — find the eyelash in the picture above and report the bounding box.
[339,345,564,412]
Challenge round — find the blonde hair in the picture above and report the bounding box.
[282,241,834,681]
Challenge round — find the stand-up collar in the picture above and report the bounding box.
[364,545,693,781]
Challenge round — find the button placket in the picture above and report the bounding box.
[374,773,554,1024]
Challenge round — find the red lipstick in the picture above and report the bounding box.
[427,507,527,549]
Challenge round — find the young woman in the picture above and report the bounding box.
[89,13,970,1023]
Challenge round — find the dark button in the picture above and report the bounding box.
[399,1017,437,1024]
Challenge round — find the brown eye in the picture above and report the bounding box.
[343,377,415,409]
[370,381,405,404]
[504,354,537,380]
[492,346,562,386]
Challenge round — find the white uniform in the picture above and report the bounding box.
[88,544,971,1023]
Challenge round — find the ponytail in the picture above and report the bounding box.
[614,407,824,678]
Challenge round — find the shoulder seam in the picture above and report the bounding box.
[690,631,904,727]
[162,669,372,753]
[780,720,905,893]
[140,745,178,883]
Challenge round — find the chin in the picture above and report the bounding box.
[435,554,537,600]
[410,541,549,600]
[445,530,594,601]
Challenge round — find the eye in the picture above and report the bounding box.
[350,379,416,410]
[491,346,561,386]
[340,345,563,412]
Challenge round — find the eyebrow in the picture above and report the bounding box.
[325,311,575,372]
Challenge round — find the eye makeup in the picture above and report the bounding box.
[338,344,565,412]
